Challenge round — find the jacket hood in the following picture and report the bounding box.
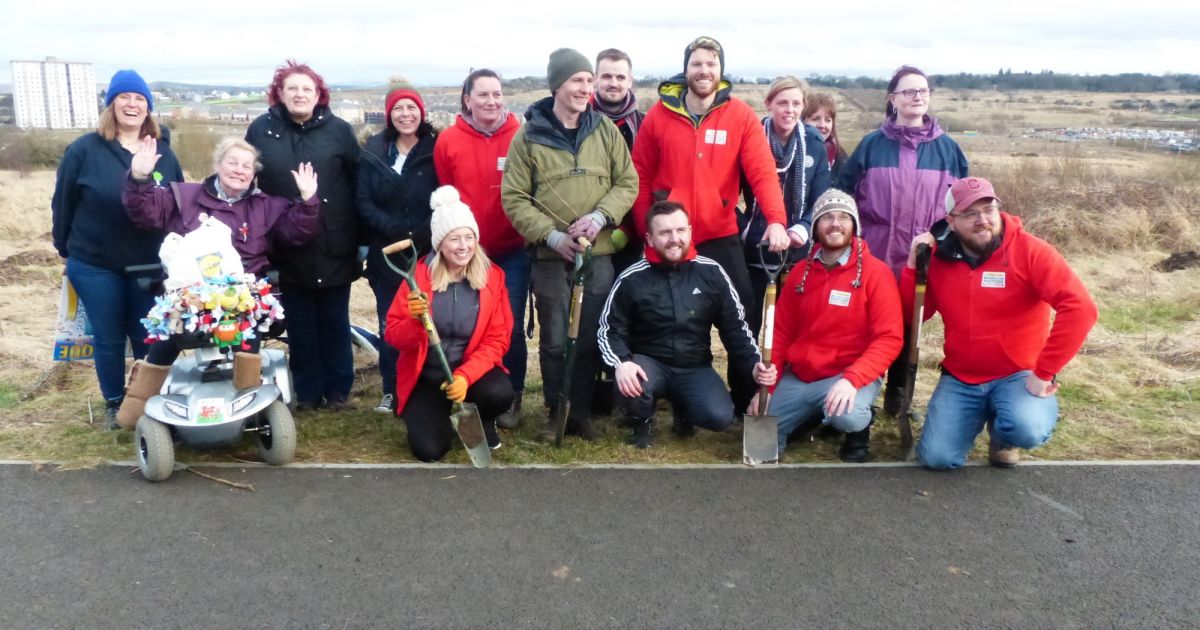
[523,96,601,150]
[880,114,944,148]
[201,173,260,200]
[657,73,732,119]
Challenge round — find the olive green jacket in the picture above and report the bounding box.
[501,97,638,260]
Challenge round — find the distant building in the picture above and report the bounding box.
[11,57,99,129]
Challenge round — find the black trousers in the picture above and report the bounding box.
[695,235,756,415]
[400,366,512,462]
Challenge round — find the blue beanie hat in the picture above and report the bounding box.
[105,69,153,111]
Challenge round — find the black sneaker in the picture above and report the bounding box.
[671,413,695,439]
[484,422,501,451]
[626,418,653,449]
[838,425,872,463]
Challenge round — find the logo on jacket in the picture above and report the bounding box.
[692,287,701,295]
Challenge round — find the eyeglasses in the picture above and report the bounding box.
[892,88,930,100]
[948,205,998,222]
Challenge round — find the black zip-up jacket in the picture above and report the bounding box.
[246,104,361,288]
[52,129,184,270]
[357,129,438,282]
[598,253,761,374]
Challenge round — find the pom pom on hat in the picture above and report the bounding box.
[429,186,480,252]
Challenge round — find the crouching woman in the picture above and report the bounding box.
[115,136,320,427]
[385,186,512,461]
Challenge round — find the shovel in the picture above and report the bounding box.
[895,243,932,460]
[381,240,492,468]
[551,237,593,447]
[744,243,789,466]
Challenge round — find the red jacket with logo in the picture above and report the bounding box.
[631,78,786,245]
[771,239,903,389]
[384,259,512,413]
[900,212,1097,384]
[433,114,525,257]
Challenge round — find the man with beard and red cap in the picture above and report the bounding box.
[905,177,1097,469]
[763,189,903,462]
[630,36,791,423]
[598,200,777,448]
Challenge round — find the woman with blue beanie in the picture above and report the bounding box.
[52,69,184,429]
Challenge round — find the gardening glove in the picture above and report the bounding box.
[407,291,428,319]
[442,373,468,403]
[546,230,580,262]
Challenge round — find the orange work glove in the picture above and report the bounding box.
[407,291,428,319]
[442,373,468,403]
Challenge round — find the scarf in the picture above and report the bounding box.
[593,91,641,137]
[762,118,807,227]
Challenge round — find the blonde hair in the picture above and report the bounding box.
[97,103,161,141]
[430,246,492,292]
[212,137,262,172]
[765,75,810,107]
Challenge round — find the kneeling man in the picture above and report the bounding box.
[599,201,776,448]
[905,177,1097,469]
[767,190,903,462]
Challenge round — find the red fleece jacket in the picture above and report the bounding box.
[384,259,512,413]
[631,93,785,245]
[771,239,903,389]
[433,114,525,257]
[900,213,1097,384]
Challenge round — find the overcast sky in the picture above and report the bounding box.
[5,0,1198,87]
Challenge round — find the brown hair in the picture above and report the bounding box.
[802,92,843,154]
[644,200,687,234]
[460,68,502,114]
[267,60,331,108]
[96,103,161,141]
[596,48,632,70]
[885,65,930,118]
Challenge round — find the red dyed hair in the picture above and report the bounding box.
[267,60,331,107]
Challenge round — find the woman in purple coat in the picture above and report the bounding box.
[114,136,320,427]
[837,65,968,417]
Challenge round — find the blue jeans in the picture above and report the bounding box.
[368,276,401,396]
[917,370,1059,470]
[66,257,154,402]
[769,372,881,453]
[280,282,354,406]
[493,248,531,394]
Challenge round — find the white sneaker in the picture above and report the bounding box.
[375,393,395,413]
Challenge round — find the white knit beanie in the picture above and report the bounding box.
[429,186,480,251]
[811,189,861,236]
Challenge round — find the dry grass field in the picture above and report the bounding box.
[0,86,1197,467]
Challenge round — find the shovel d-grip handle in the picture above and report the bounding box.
[382,239,413,255]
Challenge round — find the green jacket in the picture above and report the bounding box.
[501,97,638,260]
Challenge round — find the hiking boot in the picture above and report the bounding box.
[989,441,1020,468]
[495,392,522,429]
[103,399,122,431]
[374,393,395,414]
[626,418,653,449]
[567,416,603,442]
[838,424,871,463]
[325,395,348,411]
[882,383,904,417]
[671,412,695,439]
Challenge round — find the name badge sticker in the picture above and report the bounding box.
[496,157,506,171]
[829,290,851,307]
[704,129,716,144]
[981,272,1006,288]
[714,130,727,145]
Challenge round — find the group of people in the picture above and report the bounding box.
[52,36,1098,469]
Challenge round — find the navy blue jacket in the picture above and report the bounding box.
[739,122,830,266]
[357,129,438,283]
[52,130,184,270]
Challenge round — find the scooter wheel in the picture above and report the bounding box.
[135,416,174,482]
[257,401,296,466]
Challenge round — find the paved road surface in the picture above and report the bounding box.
[2,463,1198,629]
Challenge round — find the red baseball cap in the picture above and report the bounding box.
[946,177,1000,215]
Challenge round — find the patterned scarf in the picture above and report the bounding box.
[594,91,641,138]
[762,118,807,227]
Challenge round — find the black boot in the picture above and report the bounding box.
[671,411,695,439]
[567,416,604,442]
[626,417,653,449]
[839,423,872,463]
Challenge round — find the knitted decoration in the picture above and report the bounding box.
[141,274,284,351]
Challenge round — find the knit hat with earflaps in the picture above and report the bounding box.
[429,186,480,252]
[811,189,861,236]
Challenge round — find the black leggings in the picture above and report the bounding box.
[401,366,513,462]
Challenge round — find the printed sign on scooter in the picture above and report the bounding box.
[196,398,226,424]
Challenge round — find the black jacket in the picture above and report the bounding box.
[52,129,184,270]
[357,129,438,282]
[598,254,761,373]
[246,104,361,288]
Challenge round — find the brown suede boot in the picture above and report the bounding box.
[116,360,171,429]
[233,352,262,390]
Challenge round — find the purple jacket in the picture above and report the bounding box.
[123,173,320,276]
[837,115,968,279]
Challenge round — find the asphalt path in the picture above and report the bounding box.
[2,463,1198,629]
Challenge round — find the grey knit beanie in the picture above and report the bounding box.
[547,48,593,93]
